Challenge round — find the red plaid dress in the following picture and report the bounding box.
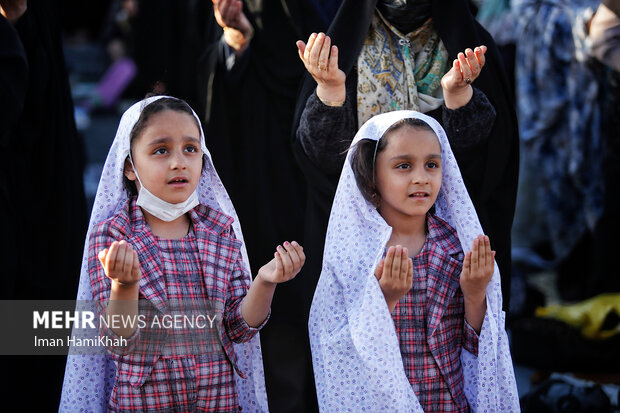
[392,213,479,413]
[89,198,266,412]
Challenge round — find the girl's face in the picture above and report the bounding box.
[375,126,442,220]
[124,109,203,204]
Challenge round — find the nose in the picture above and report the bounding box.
[411,165,428,184]
[170,149,187,170]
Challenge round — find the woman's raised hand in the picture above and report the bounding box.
[297,32,346,106]
[98,240,141,287]
[213,0,253,54]
[258,241,306,285]
[441,45,487,109]
[374,246,413,313]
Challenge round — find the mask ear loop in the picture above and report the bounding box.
[128,150,145,189]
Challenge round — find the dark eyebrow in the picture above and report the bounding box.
[389,154,442,161]
[184,136,201,145]
[147,136,201,146]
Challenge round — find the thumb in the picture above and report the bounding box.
[296,41,306,59]
[98,248,108,266]
[374,259,384,280]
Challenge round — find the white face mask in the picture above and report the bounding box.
[129,155,199,222]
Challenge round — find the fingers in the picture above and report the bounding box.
[470,237,479,271]
[318,35,331,71]
[390,246,403,281]
[296,40,306,60]
[98,248,108,266]
[465,48,481,76]
[462,251,471,279]
[457,52,473,83]
[384,246,395,279]
[309,33,325,69]
[132,249,140,279]
[303,33,317,62]
[398,247,409,281]
[107,241,120,273]
[274,250,283,275]
[329,45,339,72]
[475,236,484,270]
[406,257,413,287]
[276,244,293,276]
[474,45,486,68]
[375,259,385,280]
[122,242,134,276]
[283,241,304,273]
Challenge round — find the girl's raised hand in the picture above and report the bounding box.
[258,241,305,284]
[296,32,346,106]
[440,45,487,109]
[460,235,494,303]
[98,240,141,287]
[374,246,413,313]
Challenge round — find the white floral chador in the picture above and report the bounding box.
[308,110,519,412]
[59,96,268,412]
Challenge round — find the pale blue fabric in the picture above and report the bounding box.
[514,0,605,260]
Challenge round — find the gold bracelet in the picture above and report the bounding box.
[318,96,345,107]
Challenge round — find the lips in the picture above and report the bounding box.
[168,176,189,185]
[409,191,429,198]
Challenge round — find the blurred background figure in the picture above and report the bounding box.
[509,0,620,409]
[0,0,88,409]
[512,0,611,303]
[196,1,341,411]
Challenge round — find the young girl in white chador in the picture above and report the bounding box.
[60,96,304,412]
[309,110,519,412]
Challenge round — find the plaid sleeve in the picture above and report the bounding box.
[462,318,479,357]
[88,221,140,355]
[223,256,269,343]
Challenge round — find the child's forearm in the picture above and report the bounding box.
[106,281,139,338]
[241,274,276,328]
[464,295,486,334]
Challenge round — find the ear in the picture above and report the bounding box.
[124,157,137,181]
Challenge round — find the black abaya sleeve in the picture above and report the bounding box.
[0,16,28,143]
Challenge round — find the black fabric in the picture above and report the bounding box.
[0,1,88,409]
[118,0,217,108]
[377,0,432,34]
[292,0,518,312]
[196,2,339,411]
[0,16,27,293]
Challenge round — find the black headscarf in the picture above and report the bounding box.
[292,0,519,312]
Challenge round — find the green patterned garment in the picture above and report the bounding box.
[357,10,449,126]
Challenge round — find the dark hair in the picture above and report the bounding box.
[123,96,202,196]
[351,118,435,207]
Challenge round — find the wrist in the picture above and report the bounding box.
[111,281,139,299]
[255,270,277,288]
[316,85,346,107]
[223,25,253,55]
[443,86,473,110]
[464,293,486,308]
